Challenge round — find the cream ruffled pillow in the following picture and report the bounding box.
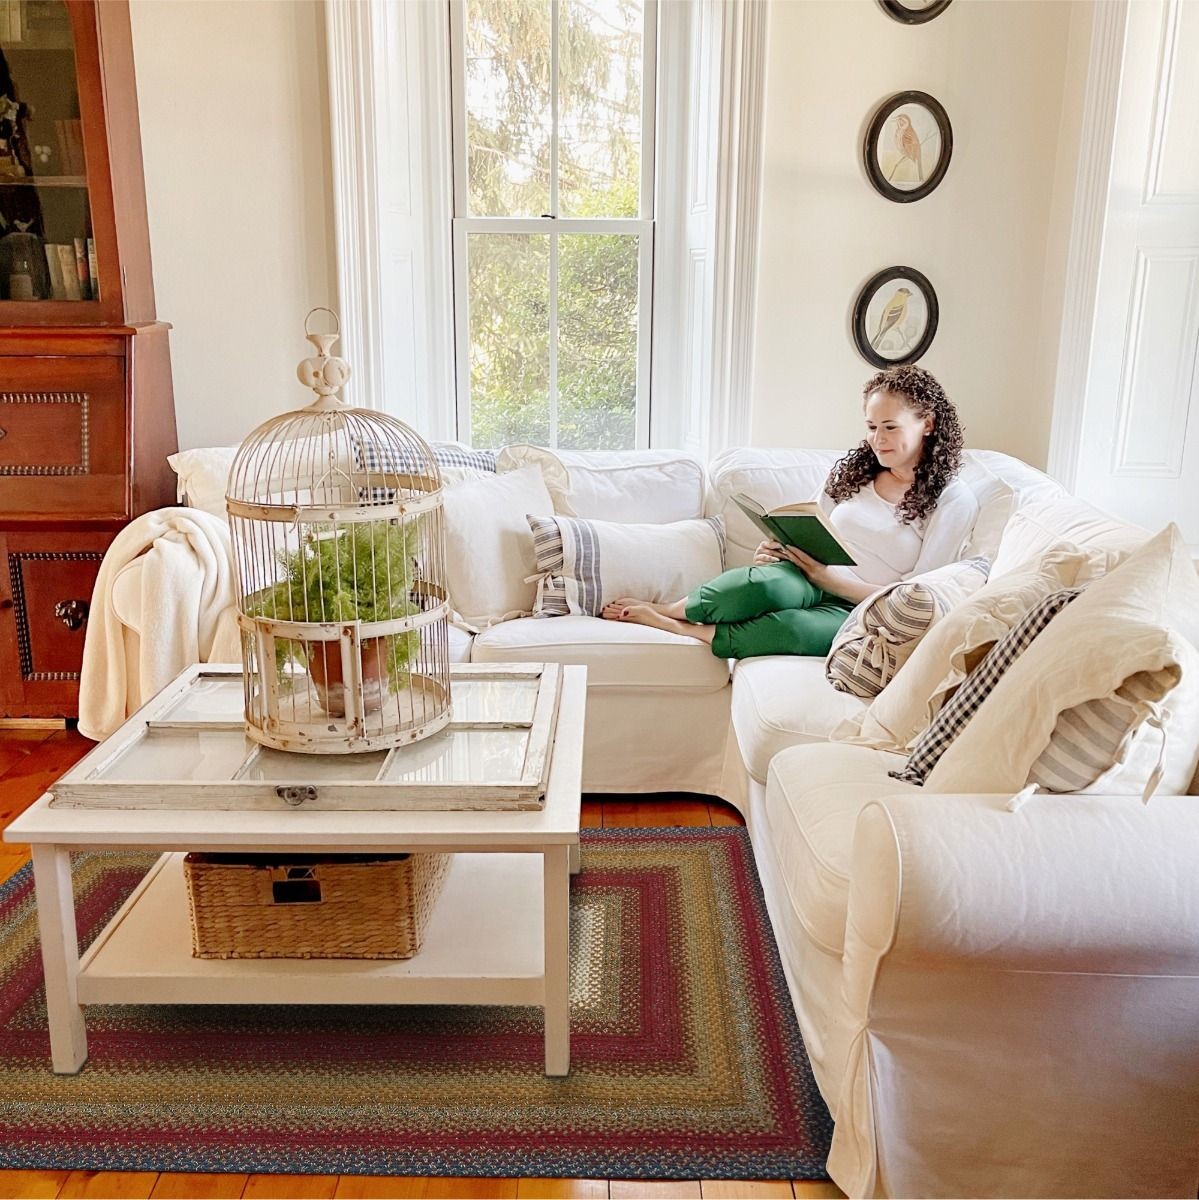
[925,525,1199,798]
[833,543,1104,753]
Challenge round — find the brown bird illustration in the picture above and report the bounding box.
[870,287,911,350]
[893,113,923,182]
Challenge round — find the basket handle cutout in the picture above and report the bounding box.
[271,877,323,905]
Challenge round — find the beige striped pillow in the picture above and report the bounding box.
[826,557,990,699]
[1028,666,1181,794]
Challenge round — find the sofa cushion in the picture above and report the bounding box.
[526,513,725,617]
[497,444,706,523]
[764,742,913,955]
[470,614,730,692]
[440,467,556,627]
[732,657,866,782]
[991,496,1148,581]
[707,448,841,568]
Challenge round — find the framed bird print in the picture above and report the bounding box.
[864,91,952,203]
[878,0,954,23]
[852,266,939,368]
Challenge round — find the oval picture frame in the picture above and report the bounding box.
[864,90,953,203]
[852,266,939,368]
[878,0,953,24]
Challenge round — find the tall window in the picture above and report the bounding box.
[450,0,656,450]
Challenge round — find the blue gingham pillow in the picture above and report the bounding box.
[890,586,1084,785]
[351,437,496,500]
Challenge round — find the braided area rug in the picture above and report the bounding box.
[0,827,833,1180]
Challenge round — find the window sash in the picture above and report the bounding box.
[448,0,658,450]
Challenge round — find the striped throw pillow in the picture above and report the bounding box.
[826,557,991,699]
[526,513,725,618]
[1028,665,1181,792]
[890,586,1083,785]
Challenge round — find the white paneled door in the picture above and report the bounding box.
[1075,0,1199,542]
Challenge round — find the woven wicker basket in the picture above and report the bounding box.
[183,852,452,960]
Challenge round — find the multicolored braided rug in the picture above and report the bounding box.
[0,827,833,1180]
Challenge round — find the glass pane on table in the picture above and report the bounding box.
[91,730,252,783]
[158,676,245,723]
[380,728,529,783]
[238,748,390,784]
[451,677,539,724]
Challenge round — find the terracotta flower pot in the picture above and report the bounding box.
[307,638,390,717]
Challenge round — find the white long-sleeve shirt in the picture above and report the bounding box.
[816,477,979,588]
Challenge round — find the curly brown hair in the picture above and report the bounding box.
[823,364,964,524]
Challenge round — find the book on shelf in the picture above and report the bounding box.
[53,242,81,300]
[43,243,65,299]
[731,492,858,567]
[86,237,97,298]
[0,0,23,42]
[72,236,90,299]
[53,119,85,176]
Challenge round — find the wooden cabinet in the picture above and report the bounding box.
[0,1,177,717]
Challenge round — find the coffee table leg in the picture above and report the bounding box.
[30,844,88,1074]
[543,843,571,1076]
[568,842,581,875]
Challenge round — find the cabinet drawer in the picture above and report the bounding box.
[0,357,127,517]
[0,531,112,717]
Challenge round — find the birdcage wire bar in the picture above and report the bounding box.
[227,345,452,754]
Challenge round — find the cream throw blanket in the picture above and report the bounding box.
[79,508,241,740]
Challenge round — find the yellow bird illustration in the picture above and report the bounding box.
[870,287,911,350]
[893,113,923,182]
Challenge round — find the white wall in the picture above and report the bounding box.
[751,0,1084,468]
[129,0,337,452]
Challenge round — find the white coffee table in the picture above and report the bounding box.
[4,663,586,1077]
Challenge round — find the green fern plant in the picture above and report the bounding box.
[244,520,424,687]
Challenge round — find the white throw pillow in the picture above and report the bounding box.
[825,557,991,699]
[440,467,555,627]
[834,543,1102,753]
[497,444,706,523]
[926,525,1199,798]
[167,446,238,520]
[526,514,725,617]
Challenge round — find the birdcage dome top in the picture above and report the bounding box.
[226,309,442,511]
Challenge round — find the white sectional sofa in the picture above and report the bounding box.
[97,444,1199,1199]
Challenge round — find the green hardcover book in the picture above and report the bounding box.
[732,492,857,567]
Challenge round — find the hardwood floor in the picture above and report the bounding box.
[0,730,844,1200]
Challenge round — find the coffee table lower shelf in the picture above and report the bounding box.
[79,852,549,1008]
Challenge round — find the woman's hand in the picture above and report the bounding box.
[753,539,784,565]
[777,544,836,591]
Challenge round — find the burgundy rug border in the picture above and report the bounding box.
[0,828,834,1181]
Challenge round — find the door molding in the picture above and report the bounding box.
[1046,1,1130,489]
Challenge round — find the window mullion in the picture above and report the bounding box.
[549,230,559,449]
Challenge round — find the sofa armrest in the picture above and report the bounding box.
[828,790,1199,1199]
[849,791,1199,975]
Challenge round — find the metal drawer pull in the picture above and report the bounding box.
[54,599,90,630]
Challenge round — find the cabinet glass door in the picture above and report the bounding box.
[0,1,97,304]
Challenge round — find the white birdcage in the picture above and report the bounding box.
[227,309,451,754]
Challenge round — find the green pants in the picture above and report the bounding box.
[684,561,854,659]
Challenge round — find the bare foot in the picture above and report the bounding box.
[615,604,716,645]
